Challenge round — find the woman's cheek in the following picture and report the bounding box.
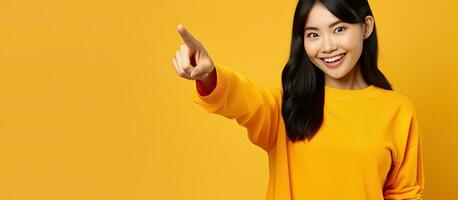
[304,42,317,57]
[342,31,363,50]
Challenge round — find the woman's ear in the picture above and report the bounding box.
[363,16,375,39]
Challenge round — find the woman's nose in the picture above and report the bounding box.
[322,35,338,53]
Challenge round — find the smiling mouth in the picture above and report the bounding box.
[320,53,346,63]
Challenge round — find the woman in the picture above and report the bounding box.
[172,0,424,199]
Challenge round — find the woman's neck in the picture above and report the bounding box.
[325,64,369,90]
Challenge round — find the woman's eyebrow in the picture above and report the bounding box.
[305,20,344,31]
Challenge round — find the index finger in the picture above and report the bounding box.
[177,24,199,48]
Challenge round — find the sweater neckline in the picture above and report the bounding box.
[325,84,382,100]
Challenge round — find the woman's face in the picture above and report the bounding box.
[303,3,373,82]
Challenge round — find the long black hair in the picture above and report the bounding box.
[281,0,392,142]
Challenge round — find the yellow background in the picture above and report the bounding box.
[0,0,456,199]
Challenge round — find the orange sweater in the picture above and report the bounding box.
[193,64,424,200]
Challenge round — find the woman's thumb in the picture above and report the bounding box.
[190,68,200,78]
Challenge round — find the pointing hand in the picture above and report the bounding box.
[172,24,215,80]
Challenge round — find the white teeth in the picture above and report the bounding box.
[323,54,344,63]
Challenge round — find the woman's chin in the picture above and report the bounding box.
[324,69,349,80]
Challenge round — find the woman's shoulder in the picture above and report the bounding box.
[374,86,417,114]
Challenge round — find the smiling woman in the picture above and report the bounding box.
[177,0,424,199]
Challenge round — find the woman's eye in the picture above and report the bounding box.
[334,27,345,33]
[307,33,318,38]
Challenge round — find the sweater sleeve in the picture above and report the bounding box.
[383,110,425,200]
[192,63,281,151]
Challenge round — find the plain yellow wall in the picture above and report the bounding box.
[0,0,457,199]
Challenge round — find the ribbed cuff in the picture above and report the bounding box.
[192,63,232,112]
